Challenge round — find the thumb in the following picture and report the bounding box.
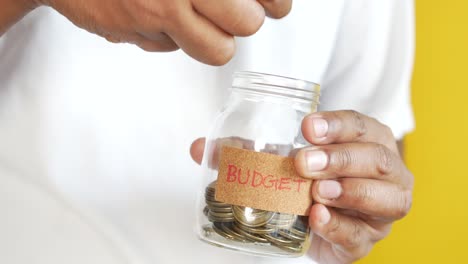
[190,138,206,165]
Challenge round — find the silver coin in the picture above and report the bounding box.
[232,206,275,228]
[270,213,297,222]
[266,213,297,229]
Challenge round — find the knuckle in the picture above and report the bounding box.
[330,148,354,172]
[344,220,362,248]
[157,1,181,21]
[353,182,375,207]
[372,225,392,242]
[382,123,394,138]
[395,190,413,219]
[381,123,397,144]
[327,214,342,236]
[375,144,394,176]
[347,110,367,139]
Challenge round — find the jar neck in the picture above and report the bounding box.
[231,72,320,113]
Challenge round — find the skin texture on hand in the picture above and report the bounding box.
[294,110,413,263]
[25,0,291,65]
[190,110,414,264]
[0,0,39,35]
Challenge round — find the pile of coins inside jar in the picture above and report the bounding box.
[203,181,309,253]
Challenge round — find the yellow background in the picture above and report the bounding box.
[358,0,468,263]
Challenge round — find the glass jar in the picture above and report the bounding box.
[196,71,320,258]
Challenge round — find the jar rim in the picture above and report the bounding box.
[232,71,320,103]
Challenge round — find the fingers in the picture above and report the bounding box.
[309,204,378,261]
[257,0,292,18]
[312,179,412,220]
[302,110,398,153]
[192,0,265,36]
[166,8,235,66]
[190,137,254,166]
[190,138,206,165]
[295,142,412,186]
[132,32,179,52]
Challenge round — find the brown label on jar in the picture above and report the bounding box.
[215,146,313,216]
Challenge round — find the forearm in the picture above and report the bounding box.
[0,0,39,36]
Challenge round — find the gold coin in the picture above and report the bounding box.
[273,243,303,253]
[208,206,232,213]
[206,200,231,208]
[278,229,307,242]
[209,211,234,218]
[289,226,308,238]
[208,214,234,223]
[212,222,237,241]
[220,222,250,242]
[234,222,275,235]
[263,233,296,246]
[232,223,269,243]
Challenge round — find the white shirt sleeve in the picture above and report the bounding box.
[319,0,415,140]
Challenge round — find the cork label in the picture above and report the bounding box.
[215,146,313,216]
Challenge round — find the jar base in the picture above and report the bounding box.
[198,224,309,258]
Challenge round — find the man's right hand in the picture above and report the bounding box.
[37,0,292,65]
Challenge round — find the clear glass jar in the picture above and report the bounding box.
[196,71,320,258]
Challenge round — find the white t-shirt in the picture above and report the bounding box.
[0,1,414,264]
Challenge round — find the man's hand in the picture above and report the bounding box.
[294,110,414,263]
[33,0,291,65]
[190,110,413,263]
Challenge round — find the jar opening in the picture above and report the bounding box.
[232,71,320,104]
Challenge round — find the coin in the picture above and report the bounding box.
[274,243,303,253]
[212,222,237,241]
[232,206,275,227]
[234,221,275,235]
[207,205,233,213]
[263,233,296,246]
[204,180,309,254]
[265,213,297,229]
[278,229,307,242]
[232,223,269,243]
[208,213,234,223]
[208,211,234,218]
[220,222,250,242]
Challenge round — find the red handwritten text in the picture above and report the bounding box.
[225,164,307,192]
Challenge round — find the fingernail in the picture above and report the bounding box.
[318,205,331,225]
[312,118,328,138]
[305,150,328,172]
[318,180,342,200]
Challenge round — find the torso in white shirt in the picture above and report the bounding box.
[0,1,414,263]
